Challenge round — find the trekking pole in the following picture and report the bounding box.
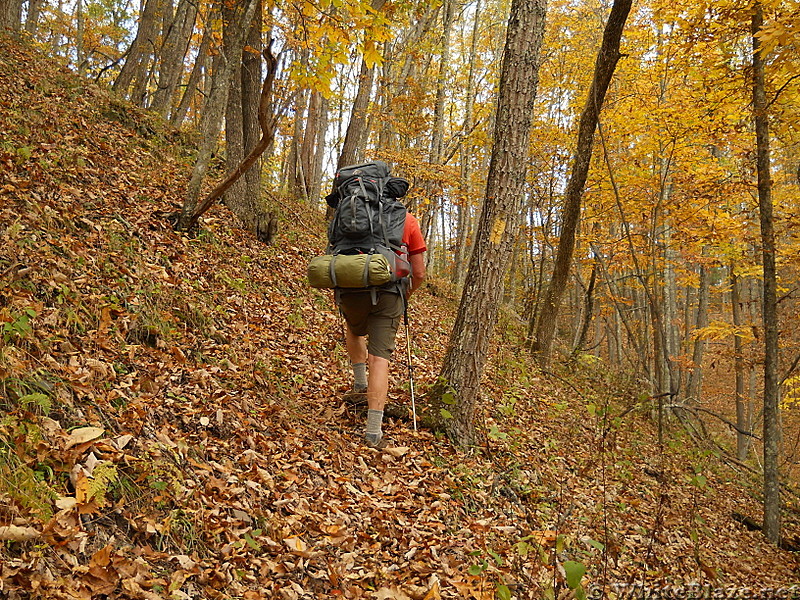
[404,307,418,432]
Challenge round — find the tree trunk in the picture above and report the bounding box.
[177,0,259,230]
[572,260,597,356]
[532,0,633,364]
[300,90,322,203]
[0,0,23,31]
[171,22,212,128]
[113,0,162,102]
[75,0,85,75]
[242,0,263,213]
[286,84,308,200]
[336,0,386,173]
[686,259,710,403]
[25,0,44,33]
[221,0,264,228]
[453,0,482,287]
[151,0,198,117]
[222,0,247,219]
[179,44,280,242]
[310,95,329,206]
[426,0,547,448]
[664,223,682,398]
[731,266,748,460]
[338,60,373,169]
[752,0,781,545]
[430,0,455,165]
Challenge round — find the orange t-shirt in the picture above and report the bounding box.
[403,213,427,256]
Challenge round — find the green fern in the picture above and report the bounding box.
[18,393,51,415]
[87,463,119,506]
[0,446,56,520]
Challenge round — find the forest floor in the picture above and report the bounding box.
[2,36,800,600]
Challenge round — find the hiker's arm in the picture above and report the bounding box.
[409,252,426,296]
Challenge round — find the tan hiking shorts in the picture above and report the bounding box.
[338,291,404,360]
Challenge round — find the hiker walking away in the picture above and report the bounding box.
[323,162,427,449]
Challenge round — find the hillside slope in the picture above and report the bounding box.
[1,37,799,600]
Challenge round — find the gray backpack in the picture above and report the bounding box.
[308,161,411,300]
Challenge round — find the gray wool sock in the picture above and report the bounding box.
[352,362,367,390]
[365,409,383,442]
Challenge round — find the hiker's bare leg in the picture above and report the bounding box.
[367,354,389,411]
[345,325,367,364]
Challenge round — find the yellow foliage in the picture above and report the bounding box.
[691,320,755,344]
[781,375,800,410]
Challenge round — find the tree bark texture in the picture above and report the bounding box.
[221,0,258,226]
[178,0,259,229]
[0,0,23,31]
[532,0,632,364]
[752,1,781,545]
[241,0,263,213]
[338,59,374,170]
[427,0,547,448]
[172,23,211,128]
[151,0,197,116]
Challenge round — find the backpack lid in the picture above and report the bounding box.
[326,161,395,208]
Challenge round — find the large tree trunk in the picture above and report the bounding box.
[426,0,547,448]
[532,0,633,365]
[752,1,781,545]
[0,0,23,31]
[177,0,259,230]
[222,0,247,219]
[151,0,197,117]
[221,0,264,228]
[241,0,263,214]
[179,43,280,242]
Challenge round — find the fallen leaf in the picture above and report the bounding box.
[56,496,78,510]
[114,434,134,449]
[375,587,413,600]
[283,536,310,556]
[65,426,104,449]
[386,446,410,458]
[0,525,41,542]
